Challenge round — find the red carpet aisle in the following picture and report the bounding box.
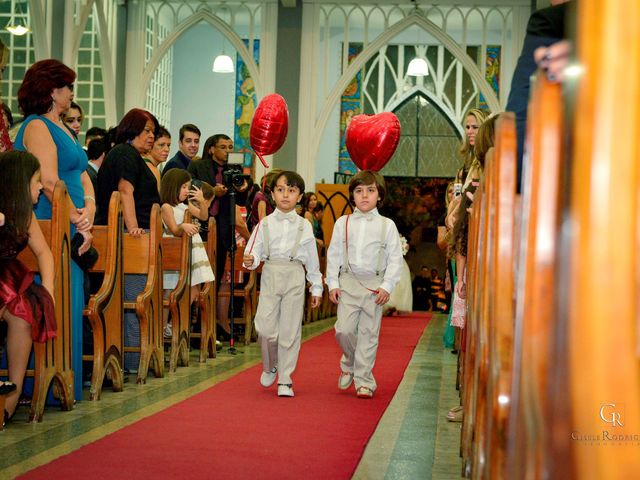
[21,314,431,480]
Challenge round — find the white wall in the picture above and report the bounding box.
[170,23,237,156]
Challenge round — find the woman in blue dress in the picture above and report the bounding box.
[14,59,95,401]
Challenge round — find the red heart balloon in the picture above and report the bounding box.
[250,93,289,168]
[345,112,401,172]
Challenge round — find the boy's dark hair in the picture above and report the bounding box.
[87,137,109,161]
[85,126,107,145]
[273,171,305,195]
[160,168,192,206]
[348,170,386,206]
[179,123,201,141]
[314,201,324,213]
[0,151,40,236]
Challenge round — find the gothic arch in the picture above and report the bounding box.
[386,85,464,138]
[309,10,500,161]
[140,10,263,104]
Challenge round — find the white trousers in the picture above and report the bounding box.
[254,260,305,385]
[334,272,383,391]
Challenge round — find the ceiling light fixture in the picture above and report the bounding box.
[5,2,30,36]
[212,53,234,73]
[407,57,429,76]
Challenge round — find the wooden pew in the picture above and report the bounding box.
[484,114,517,479]
[122,204,164,384]
[459,115,518,478]
[505,73,565,480]
[14,181,74,422]
[83,192,124,400]
[162,212,192,373]
[192,218,217,361]
[564,2,640,478]
[218,247,257,345]
[460,158,490,477]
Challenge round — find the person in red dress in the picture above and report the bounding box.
[0,151,56,426]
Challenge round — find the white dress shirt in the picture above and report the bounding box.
[325,208,403,294]
[245,208,323,297]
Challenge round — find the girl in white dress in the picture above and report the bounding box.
[384,234,412,314]
[160,169,215,337]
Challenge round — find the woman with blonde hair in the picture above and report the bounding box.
[457,108,490,182]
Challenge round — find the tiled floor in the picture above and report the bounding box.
[0,314,462,479]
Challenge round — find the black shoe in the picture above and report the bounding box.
[451,349,458,354]
[3,408,16,427]
[0,381,17,395]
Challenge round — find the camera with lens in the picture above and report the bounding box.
[222,167,245,189]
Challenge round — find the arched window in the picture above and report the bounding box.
[381,92,461,178]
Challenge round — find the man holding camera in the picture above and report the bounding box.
[188,133,250,287]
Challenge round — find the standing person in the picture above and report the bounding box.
[162,123,200,175]
[0,151,55,425]
[505,0,569,191]
[84,126,107,148]
[412,266,432,311]
[61,101,84,138]
[96,108,160,372]
[312,202,325,247]
[14,59,94,400]
[85,136,109,197]
[383,233,412,315]
[247,169,281,232]
[326,170,403,399]
[300,192,324,249]
[438,183,457,349]
[188,134,249,287]
[144,126,171,188]
[243,171,323,397]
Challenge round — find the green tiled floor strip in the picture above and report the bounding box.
[1,315,463,479]
[355,314,463,479]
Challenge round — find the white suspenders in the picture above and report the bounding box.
[261,216,306,262]
[342,214,388,276]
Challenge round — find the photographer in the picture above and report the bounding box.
[188,134,250,287]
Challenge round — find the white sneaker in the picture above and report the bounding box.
[277,384,294,397]
[260,367,277,387]
[338,372,354,390]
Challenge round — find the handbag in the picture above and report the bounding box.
[70,232,99,271]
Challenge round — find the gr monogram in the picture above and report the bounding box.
[599,404,624,427]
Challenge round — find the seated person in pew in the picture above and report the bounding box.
[326,171,403,399]
[160,169,214,338]
[0,151,55,425]
[243,171,323,398]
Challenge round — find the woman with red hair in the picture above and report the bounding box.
[14,59,94,401]
[95,107,160,372]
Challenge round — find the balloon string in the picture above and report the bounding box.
[255,151,270,169]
